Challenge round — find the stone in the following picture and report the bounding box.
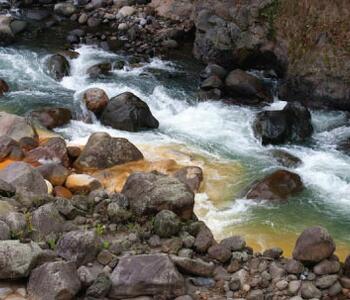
[194,223,214,253]
[173,166,203,192]
[0,162,47,195]
[315,274,338,289]
[225,69,272,105]
[246,289,264,300]
[270,149,302,168]
[339,277,350,289]
[24,137,69,167]
[0,240,43,279]
[97,249,115,265]
[109,254,185,299]
[37,163,69,186]
[293,226,335,263]
[100,92,159,132]
[0,178,16,197]
[328,281,342,296]
[46,54,70,81]
[122,172,194,220]
[246,170,303,202]
[28,261,81,300]
[54,2,76,16]
[263,247,283,259]
[54,198,79,220]
[0,16,15,45]
[276,279,288,290]
[3,212,26,235]
[74,132,143,171]
[269,262,286,279]
[29,107,72,129]
[153,210,181,238]
[86,63,111,78]
[253,102,313,145]
[220,235,246,251]
[119,6,135,17]
[31,203,66,241]
[65,174,102,195]
[0,78,9,96]
[0,220,10,240]
[171,255,215,277]
[0,135,18,162]
[208,244,232,263]
[54,186,73,199]
[86,273,111,298]
[56,230,101,266]
[200,64,228,81]
[313,259,340,275]
[83,88,109,114]
[285,259,304,274]
[288,280,301,295]
[300,281,322,299]
[343,255,350,276]
[0,112,35,141]
[107,202,132,223]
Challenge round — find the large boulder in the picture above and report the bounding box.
[83,88,109,115]
[0,240,43,279]
[0,135,18,162]
[253,102,313,145]
[37,163,70,186]
[224,69,272,105]
[122,172,194,220]
[0,16,27,46]
[86,63,112,78]
[74,132,143,171]
[0,112,36,141]
[24,137,70,167]
[29,107,72,129]
[0,78,9,96]
[47,54,70,81]
[153,210,181,238]
[0,179,15,197]
[56,230,101,266]
[173,166,203,193]
[109,254,185,299]
[100,92,159,132]
[293,226,336,264]
[28,261,81,300]
[0,162,48,195]
[245,170,303,202]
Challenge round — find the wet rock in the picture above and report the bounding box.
[86,272,111,298]
[0,162,48,195]
[0,240,43,279]
[0,16,16,45]
[337,138,350,156]
[37,163,69,186]
[173,166,203,193]
[253,102,313,145]
[344,255,350,277]
[220,235,246,251]
[109,254,185,299]
[29,107,72,129]
[246,170,303,202]
[263,247,283,259]
[24,137,70,167]
[74,132,143,171]
[87,63,112,78]
[31,203,66,241]
[300,281,321,299]
[154,210,181,238]
[54,2,76,16]
[170,255,215,277]
[57,230,101,266]
[293,226,335,263]
[0,112,36,141]
[194,223,214,253]
[100,92,159,132]
[225,69,272,105]
[200,75,223,90]
[208,244,232,263]
[19,136,39,152]
[0,78,9,96]
[198,88,222,100]
[83,88,109,114]
[47,54,70,81]
[122,172,194,220]
[313,259,340,275]
[65,174,102,195]
[67,146,81,160]
[270,149,302,168]
[200,64,228,81]
[28,261,81,300]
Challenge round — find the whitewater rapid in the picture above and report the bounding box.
[1,44,350,249]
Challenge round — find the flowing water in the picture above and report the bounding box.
[1,43,350,257]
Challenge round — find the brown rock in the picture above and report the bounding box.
[54,186,73,199]
[65,174,102,195]
[246,170,304,202]
[0,112,35,141]
[0,79,9,96]
[29,107,72,129]
[0,135,18,162]
[170,255,215,277]
[37,163,69,186]
[208,244,232,263]
[293,226,335,264]
[83,88,109,114]
[173,166,203,192]
[194,223,214,253]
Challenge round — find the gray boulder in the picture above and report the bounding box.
[0,220,10,240]
[0,240,43,279]
[109,254,185,299]
[56,230,101,266]
[153,210,181,238]
[122,172,194,220]
[47,54,70,81]
[0,16,27,46]
[100,92,159,132]
[28,261,81,300]
[0,162,48,195]
[0,178,16,197]
[171,255,215,277]
[0,112,36,141]
[54,2,77,16]
[74,132,143,171]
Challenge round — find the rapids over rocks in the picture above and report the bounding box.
[0,43,350,259]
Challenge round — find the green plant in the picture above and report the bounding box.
[259,0,281,39]
[102,240,110,249]
[47,238,57,250]
[95,223,106,236]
